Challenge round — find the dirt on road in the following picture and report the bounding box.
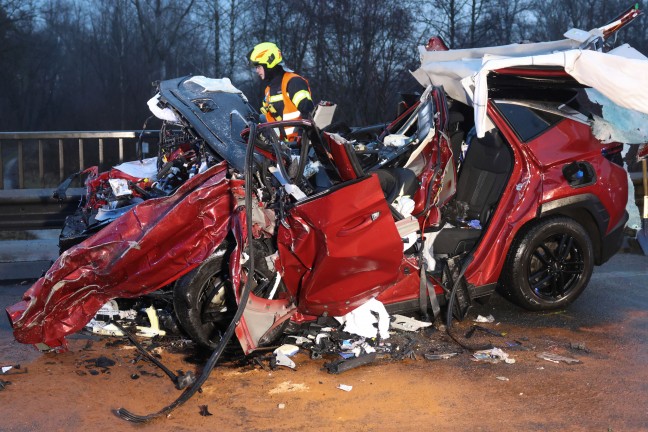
[1,252,647,432]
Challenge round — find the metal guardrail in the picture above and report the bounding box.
[0,130,159,189]
[0,131,159,231]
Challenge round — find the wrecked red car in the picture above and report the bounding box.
[9,8,647,363]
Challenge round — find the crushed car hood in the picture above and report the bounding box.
[158,76,256,172]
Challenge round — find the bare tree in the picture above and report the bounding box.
[417,0,485,48]
[131,0,197,79]
[481,0,533,45]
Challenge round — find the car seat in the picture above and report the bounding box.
[432,128,513,257]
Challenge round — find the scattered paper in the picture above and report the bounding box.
[337,384,353,392]
[537,352,581,364]
[391,314,432,332]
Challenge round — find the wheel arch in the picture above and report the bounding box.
[537,194,608,265]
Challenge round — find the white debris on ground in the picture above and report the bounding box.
[473,347,516,364]
[473,314,495,323]
[335,298,390,340]
[390,314,433,332]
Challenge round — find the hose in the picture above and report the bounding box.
[115,123,259,423]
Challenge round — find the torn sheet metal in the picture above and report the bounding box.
[334,298,390,340]
[6,164,233,351]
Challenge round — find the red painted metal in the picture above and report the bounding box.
[278,174,404,317]
[8,163,233,351]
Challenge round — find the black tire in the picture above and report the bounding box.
[173,250,233,349]
[173,240,285,349]
[502,217,593,311]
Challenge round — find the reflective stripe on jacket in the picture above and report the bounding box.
[263,72,311,140]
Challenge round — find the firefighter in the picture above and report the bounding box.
[248,42,314,140]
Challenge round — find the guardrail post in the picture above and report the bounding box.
[78,138,84,171]
[38,139,45,187]
[0,141,3,190]
[58,138,64,182]
[18,140,24,189]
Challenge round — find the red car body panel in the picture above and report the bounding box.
[8,163,233,350]
[278,174,404,317]
[463,101,628,288]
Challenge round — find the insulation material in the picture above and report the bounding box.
[414,38,648,140]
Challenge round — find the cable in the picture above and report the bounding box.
[444,255,492,351]
[115,123,259,423]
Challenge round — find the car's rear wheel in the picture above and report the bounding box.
[502,217,593,311]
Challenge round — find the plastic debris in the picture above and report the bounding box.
[337,384,353,392]
[334,298,390,339]
[537,352,581,364]
[496,376,509,381]
[88,323,125,337]
[285,336,310,346]
[274,351,296,369]
[324,352,377,374]
[390,314,433,332]
[136,306,167,337]
[472,348,515,364]
[569,342,589,352]
[1,364,27,376]
[86,300,137,337]
[274,344,300,357]
[424,352,458,361]
[277,403,286,409]
[473,314,495,323]
[467,219,482,229]
[199,405,213,416]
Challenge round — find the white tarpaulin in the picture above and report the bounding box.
[413,40,648,140]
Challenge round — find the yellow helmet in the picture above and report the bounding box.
[248,42,283,69]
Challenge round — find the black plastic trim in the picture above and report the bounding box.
[539,193,610,238]
[468,282,497,300]
[600,211,628,264]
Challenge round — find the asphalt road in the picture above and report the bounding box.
[0,250,647,431]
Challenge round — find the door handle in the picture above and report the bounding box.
[338,211,380,237]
